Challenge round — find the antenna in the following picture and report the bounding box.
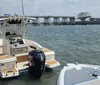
[21,0,24,16]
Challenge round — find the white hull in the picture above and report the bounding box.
[57,63,100,85]
[0,38,60,78]
[1,72,19,78]
[0,16,60,79]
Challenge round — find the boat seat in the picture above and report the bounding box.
[0,55,13,60]
[0,45,4,47]
[16,55,29,63]
[17,61,29,70]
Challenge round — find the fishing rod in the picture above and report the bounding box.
[21,0,24,16]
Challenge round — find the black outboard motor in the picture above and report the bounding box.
[28,50,46,78]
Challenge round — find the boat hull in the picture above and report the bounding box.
[0,39,60,78]
[57,63,100,85]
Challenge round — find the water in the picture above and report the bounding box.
[1,25,100,85]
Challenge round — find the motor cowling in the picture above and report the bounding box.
[28,50,46,78]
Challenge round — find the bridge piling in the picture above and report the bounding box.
[53,17,60,25]
[62,17,68,25]
[43,17,50,26]
[32,17,40,26]
[69,17,75,24]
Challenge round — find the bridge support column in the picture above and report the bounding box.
[53,17,60,25]
[32,17,40,26]
[36,17,40,26]
[44,17,50,25]
[69,17,75,25]
[62,17,68,25]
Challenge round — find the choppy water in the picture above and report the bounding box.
[1,25,100,85]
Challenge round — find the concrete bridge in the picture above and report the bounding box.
[29,16,75,25]
[0,16,75,25]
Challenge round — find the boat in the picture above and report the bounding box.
[57,63,100,85]
[0,15,60,78]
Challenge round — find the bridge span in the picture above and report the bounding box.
[0,15,75,25]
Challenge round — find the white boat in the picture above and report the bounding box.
[0,15,60,78]
[57,63,100,85]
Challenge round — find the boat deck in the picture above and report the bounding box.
[76,79,100,85]
[46,60,60,68]
[1,68,17,73]
[1,67,19,78]
[46,60,59,65]
[42,48,52,52]
[0,55,13,59]
[65,68,98,85]
[58,64,100,85]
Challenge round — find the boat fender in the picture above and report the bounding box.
[28,50,46,78]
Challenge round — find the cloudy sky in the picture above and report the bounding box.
[0,0,100,17]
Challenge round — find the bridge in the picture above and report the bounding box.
[0,16,75,25]
[29,16,75,25]
[1,14,99,25]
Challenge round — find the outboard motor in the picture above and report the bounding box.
[28,50,46,78]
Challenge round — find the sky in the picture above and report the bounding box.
[0,0,100,17]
